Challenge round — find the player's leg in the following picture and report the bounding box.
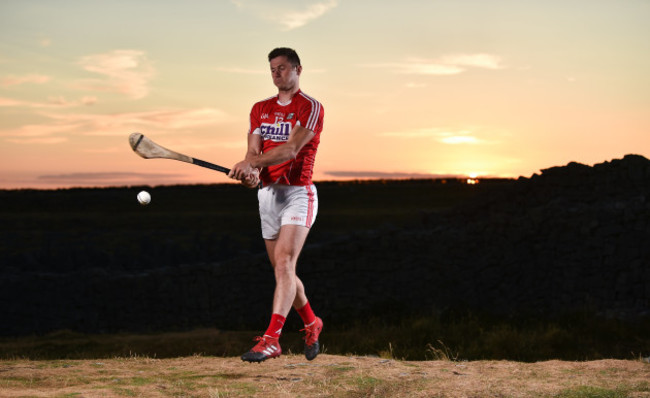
[293,273,322,360]
[240,225,310,363]
[293,275,308,309]
[267,224,310,315]
[267,225,323,361]
[265,239,309,310]
[241,187,287,363]
[242,185,322,362]
[265,238,319,338]
[266,225,323,360]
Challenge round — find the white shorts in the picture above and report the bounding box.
[257,184,318,240]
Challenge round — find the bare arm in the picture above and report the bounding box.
[251,125,315,168]
[229,125,315,181]
[244,133,263,164]
[228,133,262,185]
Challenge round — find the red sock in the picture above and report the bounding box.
[296,302,317,326]
[263,313,286,339]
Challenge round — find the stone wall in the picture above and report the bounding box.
[1,155,648,335]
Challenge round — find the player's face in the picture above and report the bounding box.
[270,56,301,91]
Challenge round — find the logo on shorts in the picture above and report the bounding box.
[291,216,304,222]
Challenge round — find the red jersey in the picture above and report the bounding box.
[248,90,324,186]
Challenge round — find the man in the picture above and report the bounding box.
[228,47,324,363]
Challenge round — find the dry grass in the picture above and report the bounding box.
[1,355,648,397]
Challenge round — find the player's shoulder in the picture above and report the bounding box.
[296,91,321,104]
[252,95,278,108]
[296,91,323,109]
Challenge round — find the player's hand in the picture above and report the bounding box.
[228,160,254,180]
[241,168,260,188]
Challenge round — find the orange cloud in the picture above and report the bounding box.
[45,107,229,133]
[380,127,494,145]
[231,0,338,31]
[0,123,81,138]
[5,136,68,144]
[215,67,267,75]
[0,96,96,108]
[77,50,154,99]
[0,106,228,146]
[1,74,51,87]
[362,53,505,75]
[0,97,23,107]
[439,54,503,70]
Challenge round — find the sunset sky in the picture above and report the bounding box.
[1,0,648,189]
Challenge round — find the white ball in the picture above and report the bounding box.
[137,190,151,205]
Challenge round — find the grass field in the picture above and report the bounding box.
[1,355,648,397]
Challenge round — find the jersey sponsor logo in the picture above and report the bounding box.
[260,122,291,142]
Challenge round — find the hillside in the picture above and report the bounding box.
[0,155,648,337]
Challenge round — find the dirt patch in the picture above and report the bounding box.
[1,355,648,397]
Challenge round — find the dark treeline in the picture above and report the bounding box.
[1,155,649,339]
[0,179,484,275]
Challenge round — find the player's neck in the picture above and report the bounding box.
[277,86,300,104]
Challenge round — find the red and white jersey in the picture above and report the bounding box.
[248,90,324,186]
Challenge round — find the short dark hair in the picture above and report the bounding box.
[268,47,301,67]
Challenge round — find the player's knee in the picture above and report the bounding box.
[273,255,296,276]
